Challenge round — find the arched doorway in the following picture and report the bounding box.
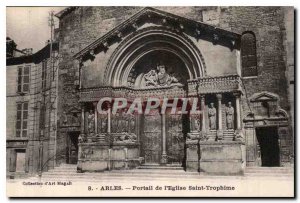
[103,27,205,166]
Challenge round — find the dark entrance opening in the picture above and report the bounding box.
[66,132,79,164]
[256,127,280,167]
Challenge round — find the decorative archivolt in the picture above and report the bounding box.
[103,26,207,87]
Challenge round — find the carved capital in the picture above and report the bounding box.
[233,91,242,98]
[92,102,98,107]
[216,93,222,100]
[200,95,206,101]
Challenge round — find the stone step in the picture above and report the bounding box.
[245,170,294,174]
[54,164,77,169]
[37,172,200,180]
[245,167,294,174]
[246,167,294,171]
[40,168,193,177]
[244,173,293,176]
[137,165,183,170]
[27,171,293,183]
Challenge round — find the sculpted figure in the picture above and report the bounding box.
[226,102,234,129]
[87,110,95,133]
[143,65,179,87]
[157,65,178,86]
[193,117,201,132]
[100,117,107,133]
[208,103,216,130]
[144,69,158,86]
[60,111,68,126]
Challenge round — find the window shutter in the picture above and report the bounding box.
[17,66,22,93]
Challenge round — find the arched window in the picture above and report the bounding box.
[241,32,257,77]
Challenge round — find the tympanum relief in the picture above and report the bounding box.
[143,65,180,87]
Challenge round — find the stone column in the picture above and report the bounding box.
[234,92,242,130]
[107,103,111,134]
[200,95,206,133]
[233,92,244,141]
[81,104,85,134]
[93,102,98,134]
[161,113,167,164]
[216,94,223,140]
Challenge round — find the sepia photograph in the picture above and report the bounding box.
[5,5,295,197]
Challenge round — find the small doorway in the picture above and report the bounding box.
[15,149,26,172]
[256,127,280,167]
[66,132,79,164]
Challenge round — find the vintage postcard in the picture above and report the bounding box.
[6,6,294,197]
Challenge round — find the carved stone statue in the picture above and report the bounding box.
[78,134,87,143]
[226,102,234,129]
[100,117,107,133]
[157,65,178,86]
[144,70,158,86]
[143,65,179,87]
[87,110,95,133]
[208,103,216,130]
[60,111,68,126]
[193,117,201,132]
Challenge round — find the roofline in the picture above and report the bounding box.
[73,7,241,59]
[6,42,59,66]
[54,7,78,19]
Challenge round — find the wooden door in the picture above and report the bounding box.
[166,114,184,165]
[15,150,26,172]
[141,111,161,164]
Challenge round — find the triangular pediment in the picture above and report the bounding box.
[66,106,81,114]
[250,91,279,102]
[74,7,241,60]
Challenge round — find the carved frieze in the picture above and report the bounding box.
[188,75,242,96]
[79,75,242,102]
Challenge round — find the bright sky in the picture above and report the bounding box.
[6,7,66,52]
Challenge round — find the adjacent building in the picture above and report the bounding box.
[6,39,59,177]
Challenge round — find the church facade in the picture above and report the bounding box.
[7,6,294,177]
[53,7,294,175]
